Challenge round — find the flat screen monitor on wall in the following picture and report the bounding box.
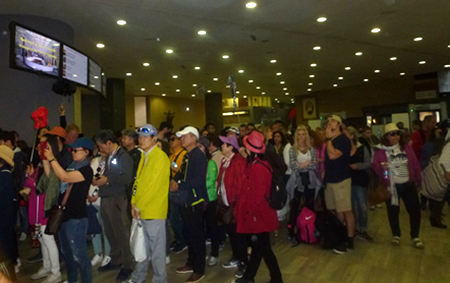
[10,23,61,77]
[62,45,88,86]
[88,59,102,93]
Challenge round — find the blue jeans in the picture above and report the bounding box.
[19,206,29,234]
[59,218,91,283]
[351,185,368,231]
[169,202,185,245]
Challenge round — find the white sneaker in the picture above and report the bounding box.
[41,272,61,283]
[166,256,171,265]
[208,256,219,267]
[101,255,111,267]
[91,254,103,266]
[19,232,27,241]
[30,267,51,280]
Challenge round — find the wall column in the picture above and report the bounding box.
[100,78,126,131]
[205,92,223,130]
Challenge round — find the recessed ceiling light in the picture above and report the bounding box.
[317,17,327,22]
[94,76,99,79]
[126,73,132,76]
[246,2,257,8]
[355,52,363,56]
[363,78,369,82]
[173,75,178,78]
[194,66,200,70]
[141,88,145,91]
[283,87,287,90]
[310,63,317,67]
[166,49,173,53]
[213,78,218,81]
[96,43,105,48]
[292,101,295,104]
[390,57,397,61]
[155,82,160,85]
[414,37,423,42]
[248,80,254,83]
[192,84,197,87]
[191,94,196,97]
[198,30,207,35]
[280,81,285,84]
[162,93,166,96]
[256,86,260,89]
[445,64,450,68]
[270,60,277,63]
[400,72,406,76]
[143,62,150,66]
[243,95,247,98]
[207,90,211,93]
[333,84,338,87]
[222,55,229,59]
[419,61,426,64]
[176,89,180,92]
[117,20,127,25]
[276,72,282,76]
[262,92,266,95]
[186,107,190,111]
[308,82,313,86]
[307,88,312,91]
[285,92,289,96]
[238,70,244,73]
[338,76,344,80]
[374,69,380,73]
[371,28,381,33]
[309,75,315,78]
[236,91,240,94]
[345,67,351,70]
[313,46,321,50]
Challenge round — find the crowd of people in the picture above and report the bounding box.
[0,110,450,283]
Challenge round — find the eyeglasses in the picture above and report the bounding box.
[387,131,401,137]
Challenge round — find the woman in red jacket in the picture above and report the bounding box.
[233,131,283,283]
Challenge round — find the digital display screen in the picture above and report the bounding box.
[89,59,102,92]
[63,45,88,85]
[13,25,60,76]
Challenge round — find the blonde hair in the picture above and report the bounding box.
[259,125,272,142]
[293,125,311,154]
[345,126,359,145]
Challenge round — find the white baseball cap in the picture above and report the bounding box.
[176,126,199,139]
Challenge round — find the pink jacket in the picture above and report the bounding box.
[27,171,47,226]
[372,144,422,187]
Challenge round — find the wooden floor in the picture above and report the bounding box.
[16,203,450,283]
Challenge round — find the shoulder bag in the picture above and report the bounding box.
[45,184,73,235]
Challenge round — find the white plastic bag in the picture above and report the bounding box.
[130,219,147,262]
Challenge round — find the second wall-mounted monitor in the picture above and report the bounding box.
[88,59,102,93]
[62,45,88,86]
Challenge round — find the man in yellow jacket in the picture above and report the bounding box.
[130,124,170,283]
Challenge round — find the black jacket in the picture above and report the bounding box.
[100,146,133,198]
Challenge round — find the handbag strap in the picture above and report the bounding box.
[61,183,74,207]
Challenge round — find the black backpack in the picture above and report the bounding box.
[314,193,347,249]
[257,161,288,210]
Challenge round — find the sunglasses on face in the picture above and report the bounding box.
[137,127,154,134]
[169,137,178,142]
[387,131,401,137]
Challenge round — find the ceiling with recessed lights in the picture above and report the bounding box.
[2,0,450,102]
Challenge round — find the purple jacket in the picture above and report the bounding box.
[372,144,422,187]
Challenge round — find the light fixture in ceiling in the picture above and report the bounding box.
[355,52,363,56]
[155,82,160,85]
[238,70,244,73]
[338,76,344,80]
[143,62,150,66]
[191,94,196,97]
[126,73,132,76]
[172,75,178,78]
[166,49,173,53]
[246,2,257,8]
[248,80,254,83]
[176,89,180,92]
[371,28,380,33]
[283,87,287,90]
[222,55,229,59]
[317,17,327,22]
[419,61,426,64]
[307,88,312,91]
[236,91,240,94]
[213,77,218,81]
[308,82,313,86]
[414,37,423,42]
[262,92,266,95]
[363,78,369,82]
[270,59,277,63]
[197,30,207,35]
[313,46,321,50]
[162,93,166,96]
[345,67,351,70]
[276,72,282,76]
[96,43,105,48]
[192,84,197,87]
[280,81,285,84]
[310,63,317,67]
[400,72,406,76]
[285,92,289,95]
[117,20,127,25]
[186,107,190,111]
[374,69,380,73]
[207,90,211,93]
[445,64,450,68]
[390,57,397,61]
[333,84,338,87]
[141,88,145,91]
[194,66,200,70]
[256,86,260,89]
[243,95,247,98]
[309,75,315,78]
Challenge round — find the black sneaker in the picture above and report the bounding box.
[222,258,240,268]
[172,243,188,254]
[116,268,132,282]
[27,251,43,263]
[333,243,348,255]
[98,262,122,272]
[235,263,246,278]
[357,231,374,242]
[170,241,178,251]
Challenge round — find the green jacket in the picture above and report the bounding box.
[36,169,61,213]
[206,159,218,202]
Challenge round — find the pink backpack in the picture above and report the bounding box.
[297,206,317,244]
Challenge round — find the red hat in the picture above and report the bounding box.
[48,126,67,139]
[243,131,266,154]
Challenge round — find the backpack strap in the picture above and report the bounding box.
[256,160,272,174]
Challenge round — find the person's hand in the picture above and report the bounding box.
[298,160,311,169]
[350,164,358,170]
[131,204,140,220]
[44,144,55,160]
[171,166,180,173]
[170,180,179,192]
[87,194,99,203]
[325,123,334,139]
[93,176,108,186]
[59,103,66,116]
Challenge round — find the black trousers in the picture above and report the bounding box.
[225,223,248,265]
[181,204,206,275]
[204,200,220,257]
[242,232,283,283]
[386,183,421,239]
[429,199,445,220]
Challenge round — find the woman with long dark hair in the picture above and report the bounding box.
[272,131,287,158]
[233,131,283,283]
[372,123,423,249]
